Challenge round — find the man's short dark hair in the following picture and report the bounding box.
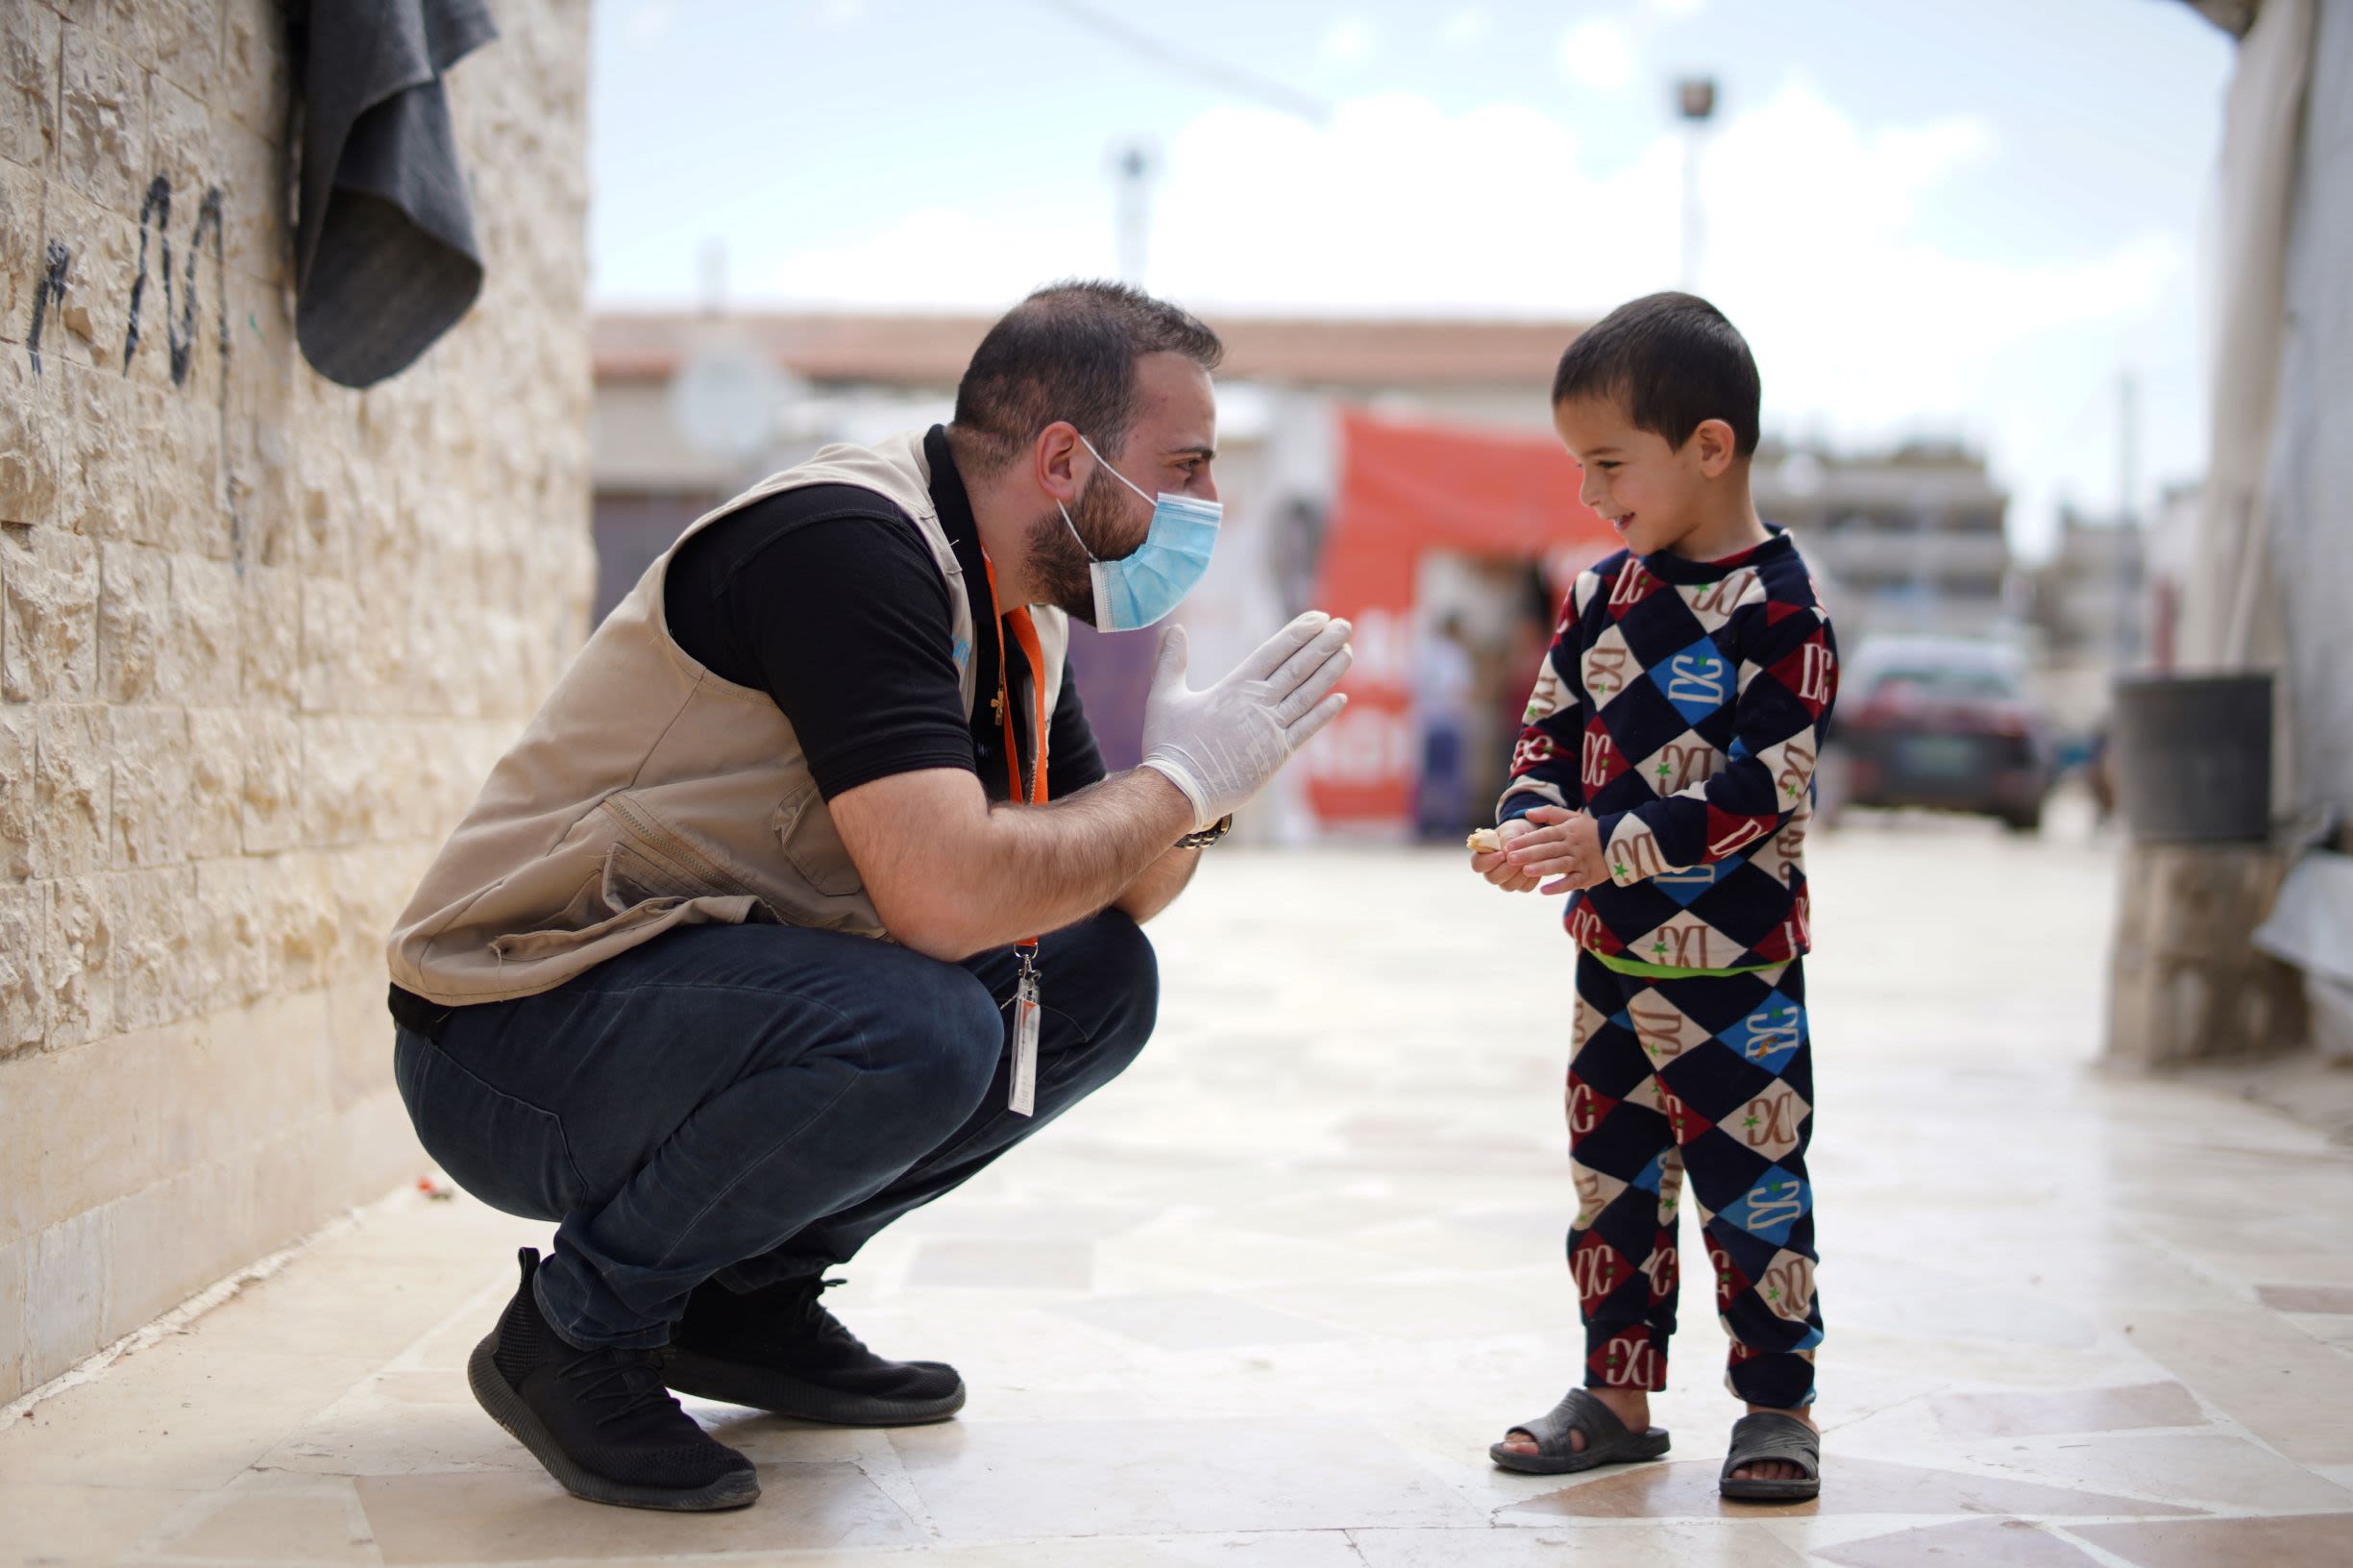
[951,281,1224,474]
[1550,291,1760,457]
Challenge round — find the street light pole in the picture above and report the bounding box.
[2116,368,2141,662]
[1675,77,1718,292]
[1113,140,1158,286]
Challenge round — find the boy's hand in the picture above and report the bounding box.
[1468,819,1543,893]
[1507,805,1610,894]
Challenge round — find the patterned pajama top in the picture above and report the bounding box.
[1499,528,1839,976]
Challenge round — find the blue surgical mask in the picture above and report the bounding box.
[1059,435,1222,631]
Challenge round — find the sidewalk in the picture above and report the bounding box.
[5,820,2351,1566]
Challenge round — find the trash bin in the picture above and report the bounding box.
[2109,673,2272,843]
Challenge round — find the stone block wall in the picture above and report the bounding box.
[0,0,594,1404]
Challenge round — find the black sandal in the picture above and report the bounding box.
[1489,1388,1672,1475]
[1718,1410,1821,1501]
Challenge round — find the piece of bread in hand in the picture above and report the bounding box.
[1465,827,1504,855]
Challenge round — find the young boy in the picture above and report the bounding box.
[1469,292,1837,1502]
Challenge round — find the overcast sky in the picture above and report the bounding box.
[587,0,2236,558]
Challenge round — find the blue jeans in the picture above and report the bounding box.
[392,912,1158,1349]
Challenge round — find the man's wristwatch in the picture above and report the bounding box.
[1175,814,1235,850]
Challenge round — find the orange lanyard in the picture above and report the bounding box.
[981,553,1048,951]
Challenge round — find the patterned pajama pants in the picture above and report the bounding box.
[1566,950,1823,1409]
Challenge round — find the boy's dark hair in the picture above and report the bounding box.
[951,281,1224,474]
[1550,291,1760,457]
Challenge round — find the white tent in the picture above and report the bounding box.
[2178,0,2311,677]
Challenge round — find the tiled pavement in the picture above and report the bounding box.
[6,815,2352,1565]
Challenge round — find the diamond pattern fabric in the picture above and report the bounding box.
[1500,529,1838,971]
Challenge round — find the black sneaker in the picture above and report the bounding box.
[659,1274,966,1426]
[467,1249,759,1511]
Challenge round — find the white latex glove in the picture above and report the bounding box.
[1140,612,1354,830]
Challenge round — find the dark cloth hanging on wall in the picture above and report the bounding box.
[289,0,500,388]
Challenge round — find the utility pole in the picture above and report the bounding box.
[698,237,727,317]
[1113,141,1158,286]
[1674,78,1718,292]
[2118,368,2139,528]
[2116,368,2142,662]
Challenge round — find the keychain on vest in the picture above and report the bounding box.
[1010,945,1042,1117]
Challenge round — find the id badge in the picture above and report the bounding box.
[1010,957,1041,1117]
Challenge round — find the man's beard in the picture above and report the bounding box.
[1022,472,1140,625]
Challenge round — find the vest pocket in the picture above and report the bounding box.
[772,777,867,898]
[598,792,772,901]
[601,840,688,911]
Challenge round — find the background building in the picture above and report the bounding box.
[586,309,1581,615]
[1751,440,2017,650]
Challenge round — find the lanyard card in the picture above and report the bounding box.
[1010,955,1041,1117]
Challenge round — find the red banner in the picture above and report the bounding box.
[1304,407,1619,829]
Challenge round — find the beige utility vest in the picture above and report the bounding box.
[386,430,1069,1006]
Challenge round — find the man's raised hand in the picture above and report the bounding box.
[1139,612,1353,830]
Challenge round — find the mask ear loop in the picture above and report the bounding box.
[1057,500,1099,563]
[1062,433,1157,565]
[1078,433,1159,505]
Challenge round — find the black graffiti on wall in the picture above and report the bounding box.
[21,173,248,573]
[124,176,229,387]
[21,174,230,390]
[23,242,71,375]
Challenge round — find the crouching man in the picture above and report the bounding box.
[384,282,1353,1510]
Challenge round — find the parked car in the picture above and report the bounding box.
[1824,636,2053,832]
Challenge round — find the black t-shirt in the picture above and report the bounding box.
[662,429,1106,804]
